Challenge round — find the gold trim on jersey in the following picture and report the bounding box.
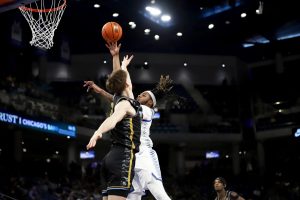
[127,118,135,187]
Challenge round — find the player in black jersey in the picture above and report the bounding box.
[84,42,173,200]
[87,55,142,200]
[214,177,245,200]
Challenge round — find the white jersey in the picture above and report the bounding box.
[127,105,171,200]
[139,105,154,149]
[134,105,161,179]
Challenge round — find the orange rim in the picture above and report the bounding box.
[19,0,66,12]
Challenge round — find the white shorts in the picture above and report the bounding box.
[133,147,162,191]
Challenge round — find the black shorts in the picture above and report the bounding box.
[101,145,136,197]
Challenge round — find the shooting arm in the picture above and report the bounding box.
[106,42,121,73]
[112,54,121,72]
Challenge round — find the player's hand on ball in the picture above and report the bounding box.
[106,42,121,56]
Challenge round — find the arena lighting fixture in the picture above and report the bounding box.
[206,151,220,159]
[145,6,161,16]
[246,35,270,44]
[222,64,226,68]
[154,34,160,40]
[177,32,183,37]
[112,13,119,17]
[144,29,150,35]
[277,33,300,40]
[129,22,136,29]
[93,4,100,8]
[208,24,214,29]
[161,14,171,22]
[201,0,242,18]
[241,13,247,18]
[294,128,300,137]
[256,1,263,15]
[103,60,107,64]
[144,61,148,65]
[183,62,187,67]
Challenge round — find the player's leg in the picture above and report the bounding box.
[103,195,108,200]
[108,195,126,200]
[101,155,109,200]
[143,149,171,200]
[126,171,144,200]
[147,177,171,200]
[106,147,136,200]
[137,169,171,200]
[126,192,142,200]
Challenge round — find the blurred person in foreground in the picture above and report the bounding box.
[214,177,245,200]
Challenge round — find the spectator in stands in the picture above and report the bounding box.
[214,177,245,200]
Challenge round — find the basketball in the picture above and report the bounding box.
[101,22,123,43]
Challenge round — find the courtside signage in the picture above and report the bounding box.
[0,110,76,137]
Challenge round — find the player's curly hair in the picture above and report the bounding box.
[106,70,127,94]
[151,75,173,100]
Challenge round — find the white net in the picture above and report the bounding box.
[19,0,66,49]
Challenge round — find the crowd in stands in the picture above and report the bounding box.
[1,158,300,200]
[0,76,199,133]
[0,75,244,135]
[1,75,299,135]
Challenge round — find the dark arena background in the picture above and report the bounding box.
[1,0,300,199]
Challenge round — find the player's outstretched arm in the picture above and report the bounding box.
[83,81,113,102]
[121,55,134,99]
[86,100,135,150]
[106,42,121,73]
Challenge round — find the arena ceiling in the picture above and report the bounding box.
[1,0,300,62]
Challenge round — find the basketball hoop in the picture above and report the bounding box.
[19,0,66,49]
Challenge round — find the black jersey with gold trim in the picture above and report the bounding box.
[110,95,142,152]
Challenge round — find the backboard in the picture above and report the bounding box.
[0,0,38,13]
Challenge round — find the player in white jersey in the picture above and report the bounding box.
[84,42,172,200]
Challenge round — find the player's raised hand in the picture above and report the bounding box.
[121,55,134,70]
[105,42,121,56]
